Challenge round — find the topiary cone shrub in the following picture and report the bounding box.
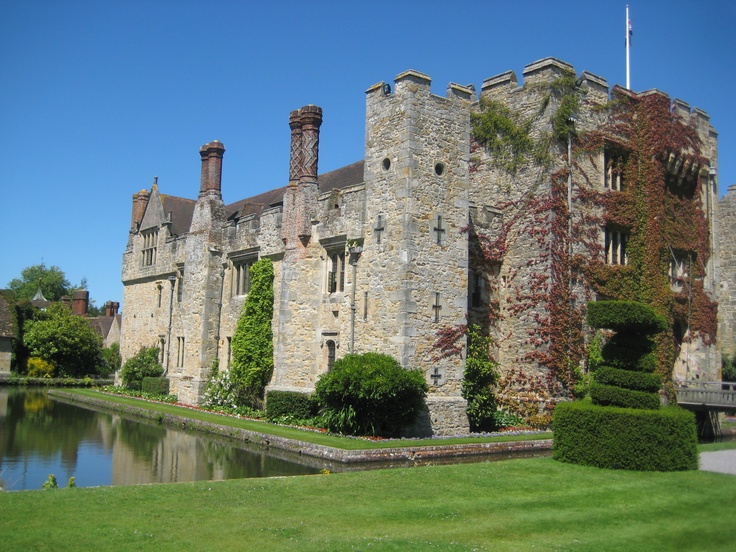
[553,300,698,471]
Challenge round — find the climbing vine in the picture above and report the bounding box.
[231,258,275,407]
[439,69,716,425]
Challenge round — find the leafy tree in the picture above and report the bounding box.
[462,325,499,432]
[120,346,163,389]
[7,264,72,302]
[230,259,274,406]
[23,304,103,377]
[100,342,122,378]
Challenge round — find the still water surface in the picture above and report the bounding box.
[0,388,320,491]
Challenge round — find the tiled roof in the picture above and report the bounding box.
[225,161,364,220]
[0,294,15,337]
[161,195,196,236]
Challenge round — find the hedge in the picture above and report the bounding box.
[266,390,316,421]
[586,300,668,333]
[594,366,662,393]
[142,377,170,396]
[553,400,698,471]
[589,382,661,410]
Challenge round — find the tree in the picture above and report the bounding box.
[7,264,72,302]
[23,303,103,377]
[230,259,274,406]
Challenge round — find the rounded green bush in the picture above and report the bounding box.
[586,300,668,334]
[314,352,428,437]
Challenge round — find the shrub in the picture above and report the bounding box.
[553,400,698,471]
[722,354,736,382]
[589,382,662,410]
[266,390,316,421]
[120,346,163,389]
[462,325,499,432]
[593,366,661,393]
[141,377,170,395]
[27,356,55,378]
[314,353,428,437]
[202,370,240,411]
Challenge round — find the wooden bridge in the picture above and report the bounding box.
[675,382,736,437]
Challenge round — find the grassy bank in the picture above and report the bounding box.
[2,456,734,551]
[57,388,552,450]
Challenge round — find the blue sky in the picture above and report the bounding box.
[1,0,734,309]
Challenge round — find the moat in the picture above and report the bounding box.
[0,388,320,491]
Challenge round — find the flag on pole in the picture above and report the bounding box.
[628,18,633,46]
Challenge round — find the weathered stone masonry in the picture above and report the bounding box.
[120,58,722,434]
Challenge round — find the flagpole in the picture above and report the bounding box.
[626,5,630,89]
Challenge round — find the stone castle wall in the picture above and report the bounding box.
[120,58,722,434]
[718,185,736,361]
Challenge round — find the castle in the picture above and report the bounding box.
[120,58,722,435]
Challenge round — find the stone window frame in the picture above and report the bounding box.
[321,236,347,295]
[604,226,629,265]
[176,265,185,303]
[603,147,628,192]
[669,249,693,290]
[176,336,185,368]
[141,227,158,267]
[228,248,260,298]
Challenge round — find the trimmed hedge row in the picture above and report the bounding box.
[266,390,317,420]
[553,400,698,471]
[600,344,656,372]
[586,300,668,333]
[141,377,170,396]
[589,382,662,410]
[594,366,662,393]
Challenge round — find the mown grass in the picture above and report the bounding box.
[60,388,552,450]
[2,456,734,551]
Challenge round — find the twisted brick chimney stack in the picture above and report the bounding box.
[283,105,323,246]
[199,140,226,197]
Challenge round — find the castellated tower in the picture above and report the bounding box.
[360,72,474,433]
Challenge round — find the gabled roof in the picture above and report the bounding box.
[160,195,197,236]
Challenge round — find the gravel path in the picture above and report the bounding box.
[700,450,736,475]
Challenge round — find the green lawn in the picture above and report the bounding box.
[58,388,552,450]
[2,456,734,551]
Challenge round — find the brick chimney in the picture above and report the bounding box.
[288,110,303,186]
[72,290,89,316]
[105,301,120,317]
[199,140,226,197]
[131,188,151,230]
[299,105,322,183]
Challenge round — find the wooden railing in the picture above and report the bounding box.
[675,382,736,411]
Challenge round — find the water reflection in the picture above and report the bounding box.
[0,388,319,491]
